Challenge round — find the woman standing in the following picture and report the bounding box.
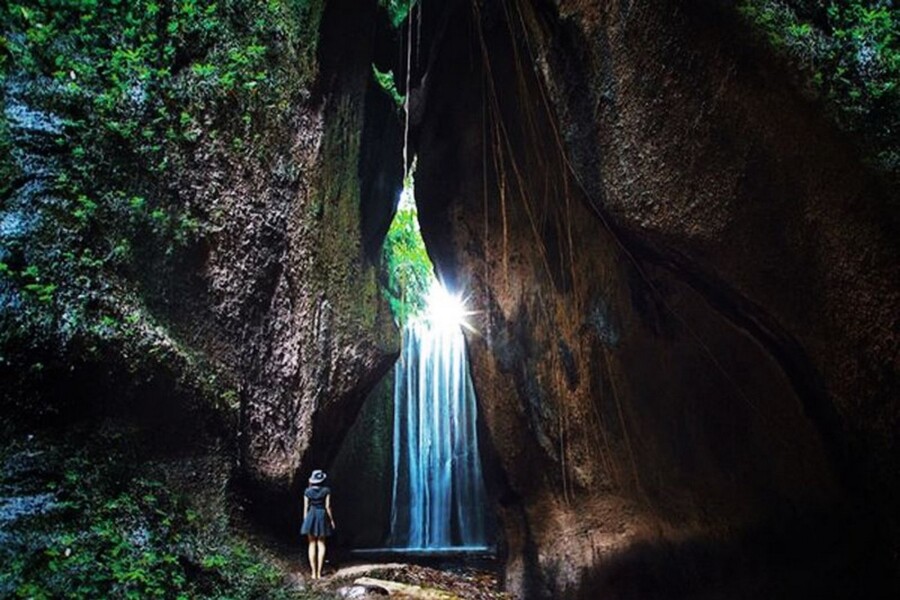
[300,469,335,579]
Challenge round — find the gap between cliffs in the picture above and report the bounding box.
[256,1,900,598]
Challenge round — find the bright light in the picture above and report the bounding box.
[398,184,416,211]
[424,282,474,332]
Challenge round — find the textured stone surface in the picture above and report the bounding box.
[329,374,395,549]
[233,62,399,505]
[3,0,897,596]
[412,0,898,597]
[0,0,402,536]
[155,3,403,513]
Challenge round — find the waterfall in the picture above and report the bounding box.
[389,318,490,550]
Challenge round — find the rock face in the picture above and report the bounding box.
[235,0,401,520]
[329,375,395,549]
[0,0,402,534]
[412,0,898,597]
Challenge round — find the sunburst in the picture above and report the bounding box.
[424,282,479,334]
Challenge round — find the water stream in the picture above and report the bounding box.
[389,317,490,551]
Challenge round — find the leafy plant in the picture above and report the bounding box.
[0,0,326,404]
[381,182,435,325]
[0,429,300,599]
[379,0,417,28]
[373,64,405,108]
[737,0,900,177]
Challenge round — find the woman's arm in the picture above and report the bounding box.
[325,494,336,529]
[303,495,309,519]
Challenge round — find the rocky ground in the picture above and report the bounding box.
[286,562,510,600]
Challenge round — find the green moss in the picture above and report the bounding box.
[737,0,900,178]
[315,105,433,329]
[329,374,395,547]
[313,97,369,324]
[0,0,325,251]
[0,0,325,409]
[303,88,401,351]
[0,426,316,599]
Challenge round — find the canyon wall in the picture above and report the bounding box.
[0,0,401,540]
[412,0,898,597]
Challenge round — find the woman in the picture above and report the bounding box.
[300,469,335,579]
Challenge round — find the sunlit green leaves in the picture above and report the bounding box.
[382,191,435,325]
[379,0,417,28]
[373,64,405,108]
[737,0,900,175]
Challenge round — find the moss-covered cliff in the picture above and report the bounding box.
[0,0,328,422]
[735,0,899,184]
[0,0,402,595]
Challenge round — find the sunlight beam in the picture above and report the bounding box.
[424,282,477,333]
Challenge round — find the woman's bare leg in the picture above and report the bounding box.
[307,535,318,579]
[315,539,326,578]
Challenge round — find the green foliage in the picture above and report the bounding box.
[737,0,900,176]
[381,188,434,325]
[0,0,325,391]
[379,0,417,28]
[0,429,301,599]
[19,265,57,303]
[373,64,405,108]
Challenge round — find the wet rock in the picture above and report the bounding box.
[284,571,307,592]
[0,493,58,527]
[330,376,395,548]
[337,583,389,598]
[354,577,443,599]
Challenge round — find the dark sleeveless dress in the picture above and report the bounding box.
[300,486,333,537]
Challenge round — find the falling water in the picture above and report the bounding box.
[389,318,490,550]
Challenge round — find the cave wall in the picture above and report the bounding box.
[236,0,401,521]
[412,0,898,597]
[0,0,403,540]
[329,373,395,549]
